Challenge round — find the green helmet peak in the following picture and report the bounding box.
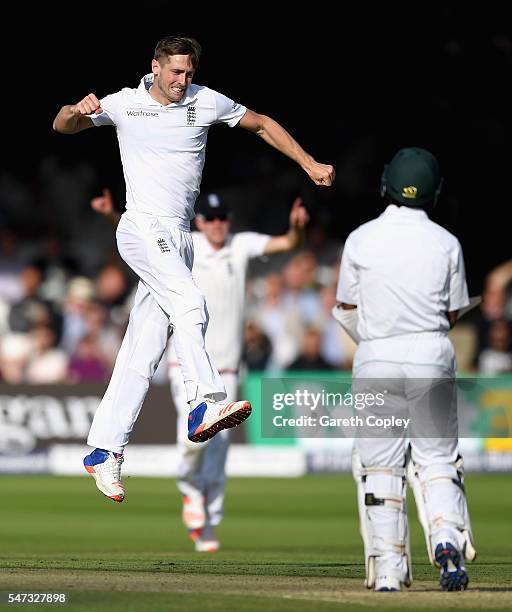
[380,147,443,207]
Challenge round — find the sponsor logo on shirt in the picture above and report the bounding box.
[126,110,159,117]
[157,238,171,253]
[187,106,196,126]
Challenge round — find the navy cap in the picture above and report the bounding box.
[195,192,231,218]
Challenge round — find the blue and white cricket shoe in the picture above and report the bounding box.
[188,400,252,443]
[435,542,469,591]
[83,448,125,503]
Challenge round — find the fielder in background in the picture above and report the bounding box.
[335,148,476,592]
[90,188,309,552]
[53,35,334,503]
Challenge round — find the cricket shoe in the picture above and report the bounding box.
[83,448,125,502]
[182,495,206,530]
[373,556,409,592]
[435,542,469,591]
[189,526,220,553]
[374,575,401,592]
[195,537,220,553]
[188,399,252,443]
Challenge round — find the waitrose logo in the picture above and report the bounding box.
[126,110,159,117]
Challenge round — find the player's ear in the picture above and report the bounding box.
[151,59,160,77]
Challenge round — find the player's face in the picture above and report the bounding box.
[196,216,230,248]
[151,55,195,104]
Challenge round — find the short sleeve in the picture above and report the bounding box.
[212,90,247,127]
[89,91,122,127]
[336,236,359,305]
[242,232,272,259]
[448,241,470,311]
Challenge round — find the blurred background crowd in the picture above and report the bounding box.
[1,215,511,384]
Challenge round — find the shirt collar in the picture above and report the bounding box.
[195,231,233,256]
[135,73,197,107]
[382,204,429,221]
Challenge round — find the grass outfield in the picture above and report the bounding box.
[0,474,511,611]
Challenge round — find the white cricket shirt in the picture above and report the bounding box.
[90,75,246,227]
[192,231,270,370]
[337,205,469,344]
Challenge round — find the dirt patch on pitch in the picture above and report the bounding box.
[1,569,511,609]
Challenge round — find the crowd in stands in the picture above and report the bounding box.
[1,224,511,384]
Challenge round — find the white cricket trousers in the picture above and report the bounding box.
[353,334,459,467]
[171,365,238,527]
[354,335,464,556]
[88,211,226,453]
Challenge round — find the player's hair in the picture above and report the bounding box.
[154,36,202,68]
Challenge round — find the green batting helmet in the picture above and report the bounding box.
[380,147,443,207]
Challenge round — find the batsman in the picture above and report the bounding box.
[335,148,477,592]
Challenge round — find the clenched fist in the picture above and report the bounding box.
[71,93,103,116]
[305,161,336,187]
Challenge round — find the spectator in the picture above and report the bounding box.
[68,334,110,383]
[32,236,80,305]
[282,251,322,324]
[288,326,334,371]
[482,259,512,322]
[83,301,123,369]
[478,319,512,374]
[250,272,303,370]
[0,333,32,383]
[8,265,62,338]
[59,276,95,354]
[470,259,512,371]
[25,325,68,384]
[95,263,131,326]
[242,321,272,371]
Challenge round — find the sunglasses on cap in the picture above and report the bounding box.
[204,214,228,222]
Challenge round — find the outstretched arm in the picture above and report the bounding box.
[238,110,335,187]
[91,188,121,227]
[263,197,309,255]
[53,93,102,134]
